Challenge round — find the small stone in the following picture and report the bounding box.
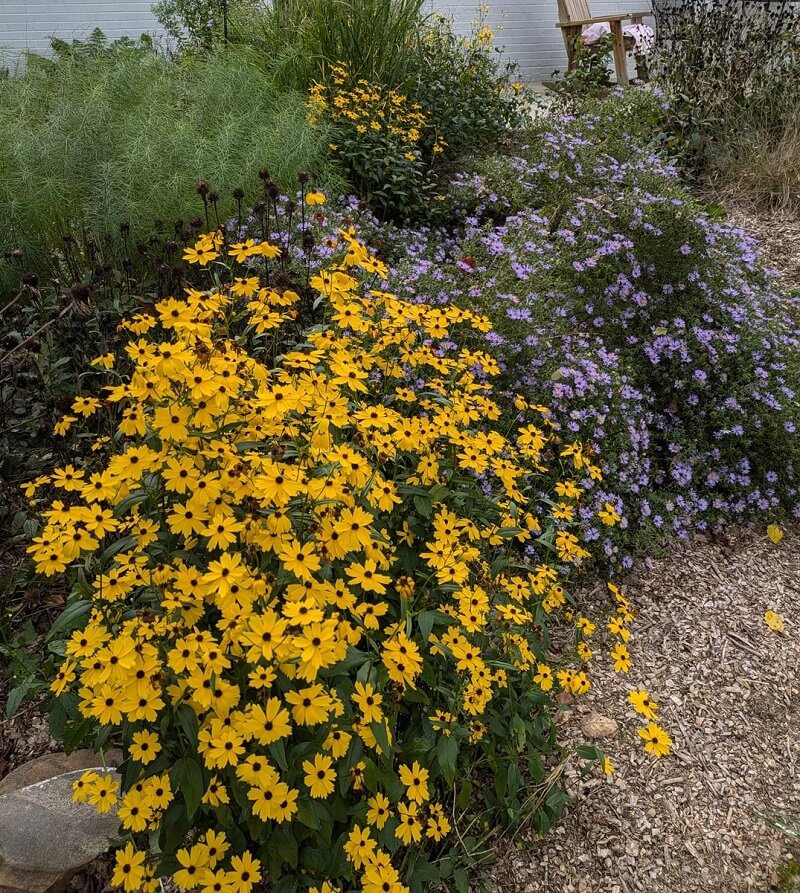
[580,711,619,739]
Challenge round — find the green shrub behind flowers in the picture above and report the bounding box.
[28,221,608,893]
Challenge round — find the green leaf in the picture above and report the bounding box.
[370,719,393,759]
[409,856,439,892]
[453,868,471,893]
[273,826,298,868]
[417,610,435,642]
[270,877,298,893]
[171,756,204,820]
[494,766,507,800]
[295,798,320,830]
[100,535,137,563]
[507,761,522,798]
[48,599,91,639]
[6,678,43,717]
[175,704,198,749]
[437,734,458,785]
[413,494,432,518]
[269,739,289,772]
[577,745,603,762]
[62,715,93,753]
[456,778,472,809]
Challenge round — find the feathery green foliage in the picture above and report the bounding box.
[0,37,341,291]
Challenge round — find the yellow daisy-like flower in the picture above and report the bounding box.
[628,689,658,720]
[638,721,672,758]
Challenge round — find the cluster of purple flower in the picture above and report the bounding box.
[242,104,800,570]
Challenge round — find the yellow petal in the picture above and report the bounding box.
[764,610,785,633]
[767,523,783,544]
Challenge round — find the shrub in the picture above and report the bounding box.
[153,0,260,49]
[405,14,528,159]
[368,107,800,567]
[27,213,631,891]
[231,3,527,213]
[651,0,800,207]
[0,36,340,292]
[307,64,442,216]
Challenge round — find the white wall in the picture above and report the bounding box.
[0,0,161,67]
[0,0,652,80]
[435,0,568,80]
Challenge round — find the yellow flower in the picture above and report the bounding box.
[395,801,423,844]
[767,523,783,544]
[598,501,621,526]
[628,689,658,720]
[764,609,785,632]
[398,760,430,803]
[306,191,326,206]
[112,843,148,892]
[638,721,672,758]
[366,792,392,829]
[610,643,631,673]
[343,825,376,868]
[129,729,161,764]
[303,753,336,798]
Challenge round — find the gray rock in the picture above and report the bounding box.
[0,749,121,798]
[0,752,122,891]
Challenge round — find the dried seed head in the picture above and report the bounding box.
[70,283,91,302]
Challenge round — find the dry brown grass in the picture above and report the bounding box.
[713,104,800,214]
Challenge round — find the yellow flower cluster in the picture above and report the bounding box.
[29,228,617,891]
[308,63,446,161]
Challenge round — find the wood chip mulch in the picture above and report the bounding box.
[490,526,800,893]
[725,207,800,292]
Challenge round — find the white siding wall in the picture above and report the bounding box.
[0,0,653,79]
[0,0,161,65]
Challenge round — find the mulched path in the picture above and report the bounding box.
[491,526,800,892]
[725,206,800,291]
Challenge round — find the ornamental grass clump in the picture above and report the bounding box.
[26,213,633,892]
[0,37,338,293]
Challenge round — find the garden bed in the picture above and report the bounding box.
[2,9,800,891]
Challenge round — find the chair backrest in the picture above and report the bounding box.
[557,0,591,23]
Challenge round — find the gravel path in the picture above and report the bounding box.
[492,526,800,892]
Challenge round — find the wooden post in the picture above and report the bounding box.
[609,19,629,85]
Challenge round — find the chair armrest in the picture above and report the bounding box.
[555,11,651,27]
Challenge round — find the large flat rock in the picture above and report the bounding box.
[0,752,122,891]
[0,750,120,798]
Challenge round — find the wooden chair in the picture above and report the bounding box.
[555,0,652,86]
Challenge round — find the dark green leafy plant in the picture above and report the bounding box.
[407,14,528,158]
[552,32,614,107]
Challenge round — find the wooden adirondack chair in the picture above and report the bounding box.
[555,0,652,86]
